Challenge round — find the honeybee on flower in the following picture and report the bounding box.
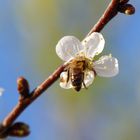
[56,32,119,92]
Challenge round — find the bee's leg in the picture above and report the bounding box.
[66,69,70,83]
[64,69,70,87]
[83,81,87,89]
[93,70,97,77]
[88,67,97,77]
[82,73,87,89]
[91,68,97,77]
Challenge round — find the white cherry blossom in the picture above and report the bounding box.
[56,32,119,90]
[0,88,4,96]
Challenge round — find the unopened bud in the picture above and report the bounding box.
[8,122,30,137]
[119,4,135,15]
[17,77,30,99]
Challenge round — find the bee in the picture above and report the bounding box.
[60,56,95,92]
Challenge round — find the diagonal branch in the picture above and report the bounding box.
[86,0,119,36]
[0,0,135,138]
[3,64,65,127]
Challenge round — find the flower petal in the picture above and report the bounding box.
[0,88,4,96]
[82,32,105,58]
[94,55,119,77]
[60,72,72,89]
[56,36,84,61]
[82,71,94,88]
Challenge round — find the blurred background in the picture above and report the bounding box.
[0,0,140,140]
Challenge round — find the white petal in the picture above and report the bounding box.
[60,72,72,89]
[82,71,94,88]
[0,88,4,96]
[82,32,105,58]
[56,36,84,61]
[94,55,119,77]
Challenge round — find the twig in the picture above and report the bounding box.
[0,0,135,138]
[86,0,135,36]
[86,0,119,36]
[3,64,65,126]
[0,65,65,137]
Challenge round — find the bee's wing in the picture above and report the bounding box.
[94,55,119,77]
[82,32,105,59]
[82,71,95,88]
[60,72,72,89]
[56,36,84,61]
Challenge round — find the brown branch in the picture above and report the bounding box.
[86,0,135,36]
[2,64,65,127]
[0,65,65,137]
[0,0,135,138]
[86,0,119,36]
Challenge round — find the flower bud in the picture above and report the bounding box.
[8,122,30,137]
[17,77,30,99]
[119,4,135,15]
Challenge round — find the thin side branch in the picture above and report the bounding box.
[0,0,135,138]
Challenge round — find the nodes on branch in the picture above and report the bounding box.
[17,77,30,100]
